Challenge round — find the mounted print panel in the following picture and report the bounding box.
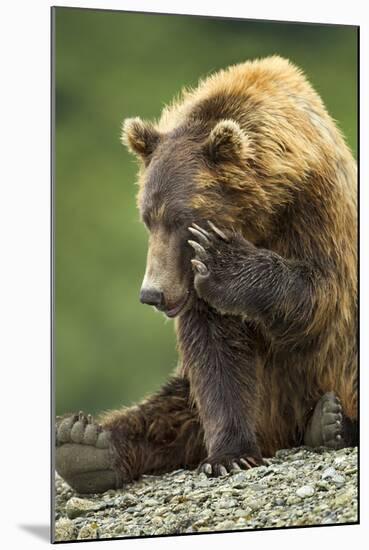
[52,6,358,543]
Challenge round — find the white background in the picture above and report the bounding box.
[0,0,367,548]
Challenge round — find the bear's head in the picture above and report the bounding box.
[121,115,276,318]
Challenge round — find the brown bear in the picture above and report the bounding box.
[56,56,357,494]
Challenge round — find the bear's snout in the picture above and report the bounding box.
[139,287,164,308]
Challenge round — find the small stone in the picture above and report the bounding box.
[275,449,290,459]
[235,508,252,518]
[197,480,211,489]
[332,474,345,486]
[77,522,99,540]
[255,465,268,476]
[216,487,233,495]
[54,518,75,542]
[144,498,159,506]
[154,506,167,515]
[284,468,297,481]
[296,485,315,498]
[334,492,352,506]
[292,450,305,459]
[321,514,337,525]
[244,498,261,510]
[322,467,337,479]
[193,514,211,527]
[216,498,238,509]
[316,480,330,491]
[197,473,208,482]
[122,493,138,505]
[231,472,249,487]
[66,497,101,519]
[216,520,237,530]
[334,457,346,469]
[344,467,357,475]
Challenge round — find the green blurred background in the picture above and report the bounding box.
[54,8,357,416]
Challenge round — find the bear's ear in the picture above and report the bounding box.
[121,117,160,160]
[205,119,252,163]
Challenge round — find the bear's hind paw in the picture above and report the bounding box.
[304,392,345,450]
[55,412,121,494]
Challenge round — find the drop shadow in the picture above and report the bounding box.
[18,524,50,542]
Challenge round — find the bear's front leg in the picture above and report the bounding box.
[178,303,264,477]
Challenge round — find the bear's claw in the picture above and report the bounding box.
[189,221,228,245]
[207,220,229,241]
[188,222,226,279]
[188,240,207,260]
[188,221,245,310]
[188,226,210,247]
[198,453,263,477]
[191,258,208,275]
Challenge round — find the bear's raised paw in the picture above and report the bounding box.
[188,221,255,314]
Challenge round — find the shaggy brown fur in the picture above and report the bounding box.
[100,56,357,477]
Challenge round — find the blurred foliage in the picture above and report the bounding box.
[54,8,357,415]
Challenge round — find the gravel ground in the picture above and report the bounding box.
[54,446,358,542]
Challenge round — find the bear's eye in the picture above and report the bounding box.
[142,212,152,230]
[141,205,189,233]
[169,216,185,231]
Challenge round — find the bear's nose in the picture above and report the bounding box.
[139,287,164,308]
